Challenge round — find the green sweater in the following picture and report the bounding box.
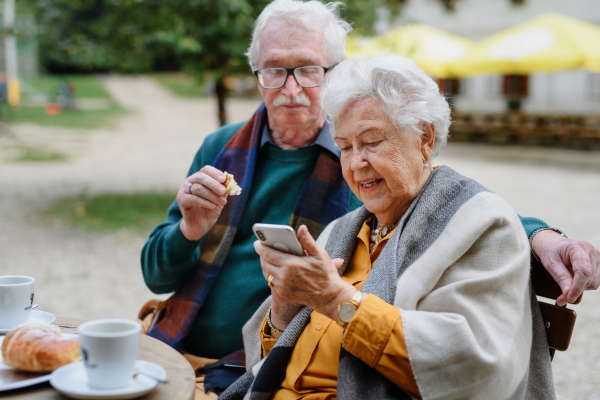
[141,121,548,359]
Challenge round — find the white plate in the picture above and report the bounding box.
[50,360,166,400]
[0,332,77,392]
[0,310,56,335]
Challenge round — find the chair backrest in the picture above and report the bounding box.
[531,259,581,355]
[138,299,169,334]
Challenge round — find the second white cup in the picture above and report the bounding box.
[0,276,35,330]
[78,319,141,389]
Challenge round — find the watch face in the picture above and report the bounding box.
[339,303,357,323]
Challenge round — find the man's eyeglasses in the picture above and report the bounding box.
[252,65,337,89]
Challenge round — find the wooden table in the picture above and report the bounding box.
[0,317,196,400]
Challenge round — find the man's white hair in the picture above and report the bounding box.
[246,0,352,67]
[321,55,451,158]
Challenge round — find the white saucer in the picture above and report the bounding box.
[50,360,166,399]
[0,310,56,334]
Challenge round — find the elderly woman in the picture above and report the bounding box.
[219,56,554,400]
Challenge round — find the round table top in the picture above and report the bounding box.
[1,317,196,400]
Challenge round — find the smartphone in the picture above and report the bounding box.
[252,223,304,256]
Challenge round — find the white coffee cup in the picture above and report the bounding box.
[0,276,35,330]
[78,319,142,389]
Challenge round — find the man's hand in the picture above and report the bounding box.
[532,230,600,306]
[177,166,228,241]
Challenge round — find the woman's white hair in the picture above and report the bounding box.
[321,55,451,158]
[246,0,352,67]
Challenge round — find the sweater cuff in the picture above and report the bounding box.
[164,220,203,262]
[342,294,400,368]
[518,215,549,239]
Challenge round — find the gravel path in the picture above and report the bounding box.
[0,76,262,319]
[0,76,598,399]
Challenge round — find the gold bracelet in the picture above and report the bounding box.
[267,307,284,335]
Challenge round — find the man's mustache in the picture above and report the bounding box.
[273,93,311,107]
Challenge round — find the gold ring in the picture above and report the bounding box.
[267,275,274,289]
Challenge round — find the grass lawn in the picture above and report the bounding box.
[2,104,126,129]
[2,75,126,129]
[27,74,114,99]
[43,192,176,235]
[15,145,68,162]
[151,72,207,98]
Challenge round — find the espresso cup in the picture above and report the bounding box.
[0,276,35,330]
[78,319,141,389]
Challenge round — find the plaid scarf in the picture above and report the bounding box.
[149,104,351,349]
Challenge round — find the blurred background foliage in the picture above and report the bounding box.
[25,0,397,74]
[22,0,399,124]
[3,74,125,128]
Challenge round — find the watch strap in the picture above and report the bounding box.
[350,290,363,308]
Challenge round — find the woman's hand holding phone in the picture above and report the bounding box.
[254,225,348,332]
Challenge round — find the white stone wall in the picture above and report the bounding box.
[451,71,600,115]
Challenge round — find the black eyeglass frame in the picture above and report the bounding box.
[251,64,338,89]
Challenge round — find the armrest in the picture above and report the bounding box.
[538,302,577,351]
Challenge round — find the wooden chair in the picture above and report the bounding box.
[138,298,169,333]
[530,259,581,360]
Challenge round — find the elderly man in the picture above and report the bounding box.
[141,0,600,396]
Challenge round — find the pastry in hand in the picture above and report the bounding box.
[1,324,81,372]
[223,172,242,196]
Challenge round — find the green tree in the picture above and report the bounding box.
[165,0,273,126]
[167,0,399,125]
[29,0,186,72]
[27,0,399,125]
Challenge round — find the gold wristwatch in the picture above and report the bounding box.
[337,291,362,326]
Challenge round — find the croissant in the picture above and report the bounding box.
[223,172,242,196]
[1,324,81,372]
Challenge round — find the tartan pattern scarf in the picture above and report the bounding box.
[149,103,351,349]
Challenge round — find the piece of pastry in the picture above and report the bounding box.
[1,324,81,372]
[223,172,242,196]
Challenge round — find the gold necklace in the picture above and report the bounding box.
[369,218,396,255]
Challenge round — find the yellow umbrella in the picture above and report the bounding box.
[346,24,473,78]
[449,13,600,76]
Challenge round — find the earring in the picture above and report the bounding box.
[424,162,429,168]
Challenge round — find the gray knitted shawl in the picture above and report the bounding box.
[219,166,554,400]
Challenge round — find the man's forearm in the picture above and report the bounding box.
[141,203,202,294]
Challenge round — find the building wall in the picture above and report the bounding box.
[452,71,600,115]
[397,0,600,40]
[395,0,600,116]
[453,75,505,113]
